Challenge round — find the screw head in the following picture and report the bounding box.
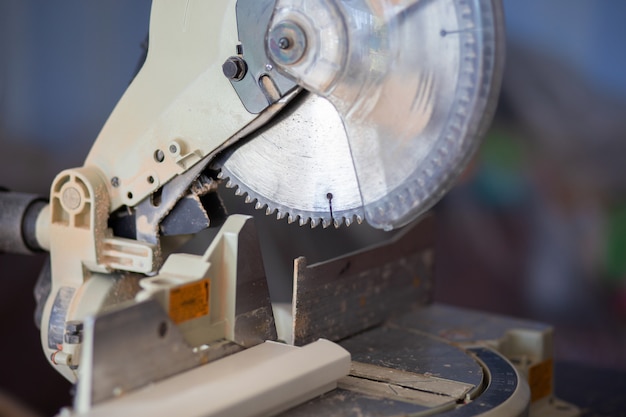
[222,56,247,81]
[61,187,82,211]
[268,20,307,65]
[154,149,165,163]
[278,37,291,49]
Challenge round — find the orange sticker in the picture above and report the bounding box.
[169,279,210,324]
[528,358,553,402]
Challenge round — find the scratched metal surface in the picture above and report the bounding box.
[293,215,435,346]
[281,388,433,417]
[281,325,484,416]
[340,327,483,387]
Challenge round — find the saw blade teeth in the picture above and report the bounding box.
[217,166,365,229]
[216,171,225,179]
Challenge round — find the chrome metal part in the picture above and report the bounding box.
[230,0,298,113]
[292,215,434,345]
[214,92,364,228]
[47,287,76,350]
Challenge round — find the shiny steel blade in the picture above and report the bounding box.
[213,92,364,227]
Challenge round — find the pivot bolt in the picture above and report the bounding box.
[64,334,82,344]
[61,186,82,211]
[65,320,83,334]
[222,56,247,81]
[268,20,307,65]
[278,37,291,49]
[64,320,84,345]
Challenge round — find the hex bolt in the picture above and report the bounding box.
[111,177,120,188]
[65,320,84,345]
[278,37,291,49]
[66,320,83,335]
[222,56,247,81]
[64,333,82,344]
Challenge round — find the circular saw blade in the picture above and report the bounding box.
[264,0,504,230]
[213,92,364,228]
[215,0,504,229]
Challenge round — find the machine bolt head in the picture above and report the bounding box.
[65,320,83,335]
[64,333,82,344]
[222,56,247,81]
[278,37,291,50]
[268,20,307,66]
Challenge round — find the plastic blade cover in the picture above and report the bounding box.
[266,0,504,230]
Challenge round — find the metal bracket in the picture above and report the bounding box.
[229,0,298,113]
[292,215,435,346]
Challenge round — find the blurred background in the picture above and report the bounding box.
[1,1,625,416]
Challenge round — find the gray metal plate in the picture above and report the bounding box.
[340,327,483,388]
[293,215,434,346]
[281,325,484,416]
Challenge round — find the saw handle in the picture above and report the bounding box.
[0,189,48,255]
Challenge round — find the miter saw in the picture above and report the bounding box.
[0,0,581,416]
